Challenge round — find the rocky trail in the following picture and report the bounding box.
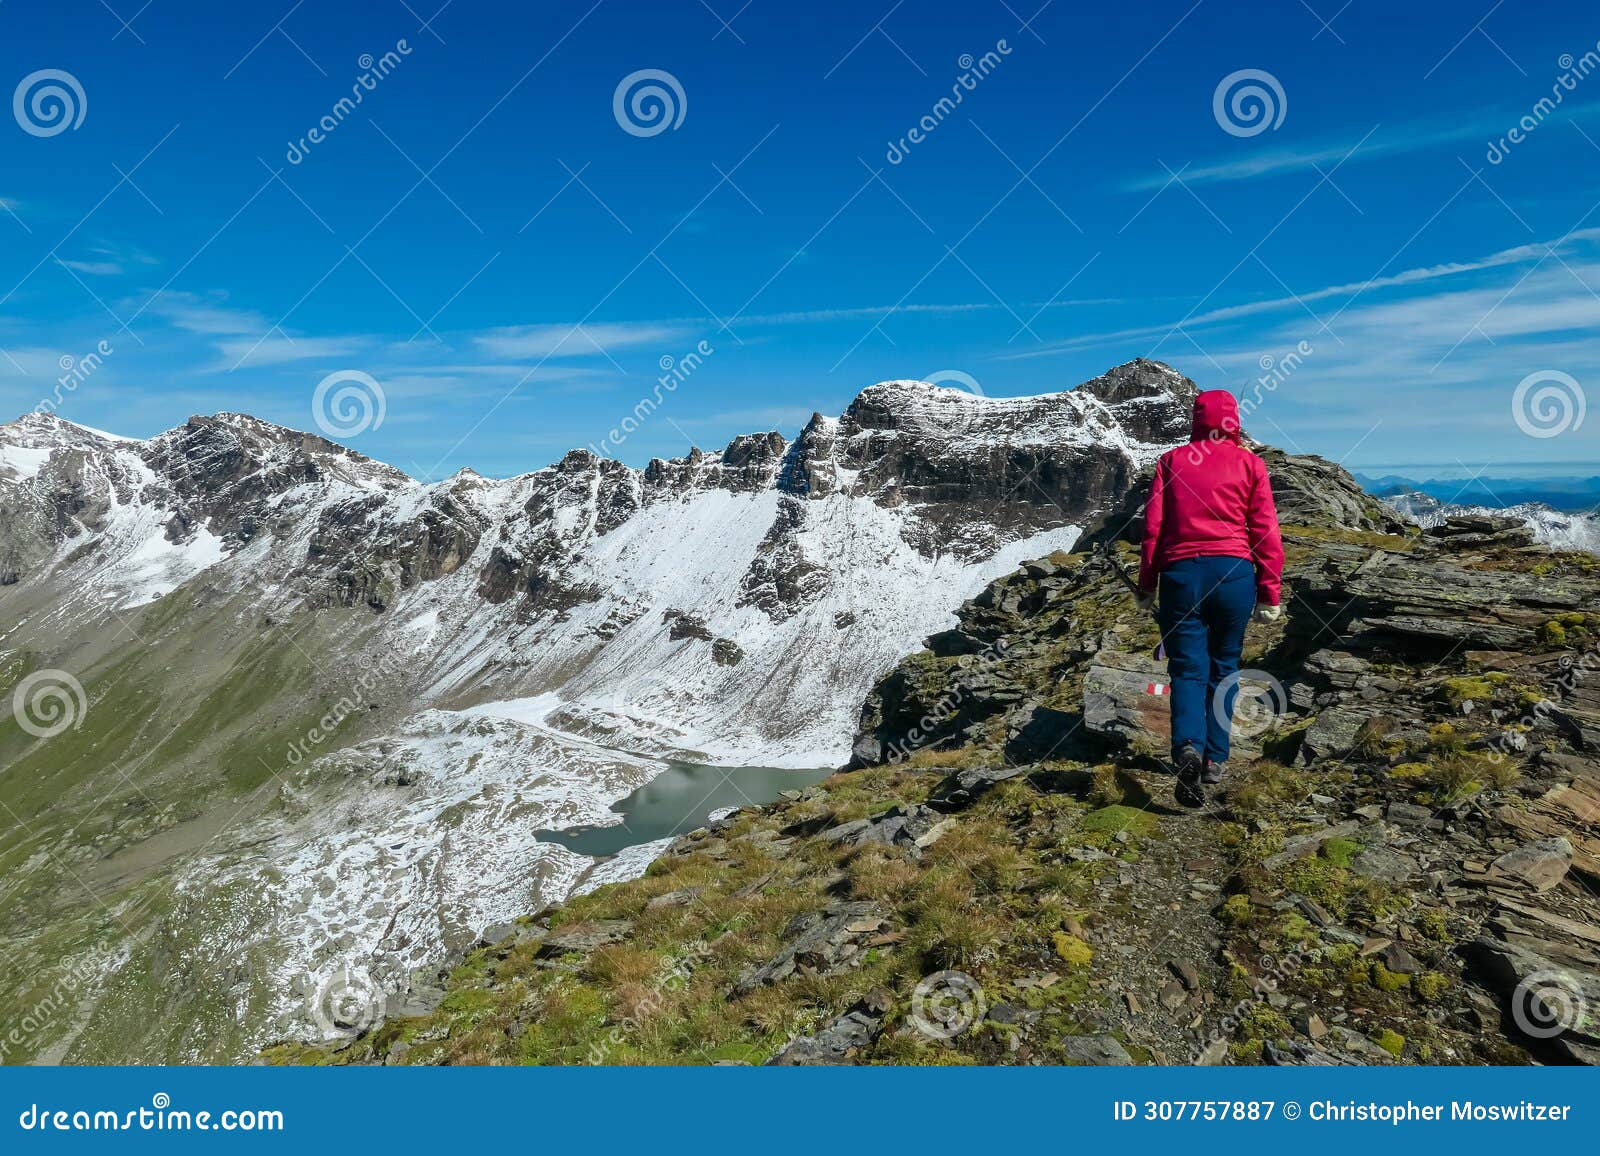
[267,443,1600,1067]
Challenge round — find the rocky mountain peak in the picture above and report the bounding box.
[1074,357,1200,444]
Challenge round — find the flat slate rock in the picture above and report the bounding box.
[733,902,889,997]
[766,1010,882,1065]
[927,765,1027,811]
[1468,938,1600,1048]
[383,985,446,1021]
[535,920,635,956]
[1350,844,1420,883]
[1061,1034,1133,1066]
[1489,837,1572,892]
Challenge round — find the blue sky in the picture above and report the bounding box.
[2,0,1599,479]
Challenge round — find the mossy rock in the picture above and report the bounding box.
[1370,962,1410,992]
[1417,909,1451,942]
[1439,676,1498,706]
[1537,620,1567,647]
[1320,836,1362,868]
[1236,1004,1292,1043]
[1218,893,1254,925]
[1052,932,1094,967]
[1413,971,1450,1002]
[1371,1028,1405,1057]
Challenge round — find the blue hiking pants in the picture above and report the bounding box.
[1158,554,1257,764]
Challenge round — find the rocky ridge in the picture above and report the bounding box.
[278,450,1600,1067]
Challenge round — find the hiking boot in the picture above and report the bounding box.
[1202,759,1226,785]
[1173,744,1205,808]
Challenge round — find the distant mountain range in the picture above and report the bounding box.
[1357,471,1600,514]
[1380,490,1600,555]
[1360,470,1600,557]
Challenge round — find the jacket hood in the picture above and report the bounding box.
[1191,390,1242,442]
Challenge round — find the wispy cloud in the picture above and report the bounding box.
[1118,103,1600,191]
[59,259,124,276]
[1001,229,1600,359]
[56,243,157,278]
[735,303,994,324]
[473,322,690,359]
[1135,252,1600,466]
[213,334,368,370]
[142,292,268,335]
[0,346,74,378]
[685,403,847,433]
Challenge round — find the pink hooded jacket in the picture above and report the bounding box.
[1137,390,1284,604]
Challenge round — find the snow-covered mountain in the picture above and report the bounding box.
[1382,489,1600,555]
[0,358,1197,1061]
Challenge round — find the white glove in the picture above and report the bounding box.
[1136,591,1156,612]
[1254,602,1282,623]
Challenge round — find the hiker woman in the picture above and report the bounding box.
[1136,390,1284,808]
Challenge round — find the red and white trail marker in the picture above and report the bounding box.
[1145,682,1169,696]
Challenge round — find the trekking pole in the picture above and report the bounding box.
[1095,543,1166,662]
